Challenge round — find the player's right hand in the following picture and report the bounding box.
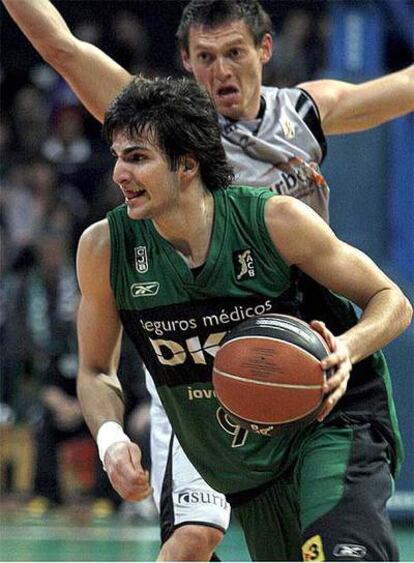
[104,442,152,501]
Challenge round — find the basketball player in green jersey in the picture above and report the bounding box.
[76,75,412,561]
[3,0,414,559]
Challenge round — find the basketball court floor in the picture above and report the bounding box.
[0,501,413,562]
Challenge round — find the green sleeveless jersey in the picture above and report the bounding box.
[107,185,403,494]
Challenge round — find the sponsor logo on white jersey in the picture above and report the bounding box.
[281,117,296,140]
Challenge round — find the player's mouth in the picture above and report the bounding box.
[216,85,240,103]
[124,188,147,203]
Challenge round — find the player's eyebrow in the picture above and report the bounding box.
[194,35,246,51]
[111,144,148,156]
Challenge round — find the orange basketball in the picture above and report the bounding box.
[212,314,332,435]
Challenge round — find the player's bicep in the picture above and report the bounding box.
[77,294,122,376]
[299,239,398,309]
[265,197,396,309]
[299,79,363,135]
[76,221,122,375]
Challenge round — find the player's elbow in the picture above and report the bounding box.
[401,293,413,330]
[391,287,413,335]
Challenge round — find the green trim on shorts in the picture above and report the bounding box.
[294,424,353,531]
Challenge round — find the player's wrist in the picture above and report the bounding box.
[96,421,131,466]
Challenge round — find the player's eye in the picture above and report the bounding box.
[127,153,145,163]
[229,48,241,59]
[197,52,213,64]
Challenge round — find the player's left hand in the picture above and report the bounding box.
[310,320,352,421]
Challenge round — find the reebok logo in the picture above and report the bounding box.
[333,544,367,559]
[130,282,160,297]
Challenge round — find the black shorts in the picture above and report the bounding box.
[234,422,399,561]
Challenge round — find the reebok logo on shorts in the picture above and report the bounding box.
[302,534,325,561]
[333,544,367,559]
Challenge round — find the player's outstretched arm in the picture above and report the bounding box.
[265,196,413,364]
[265,196,412,418]
[2,0,132,122]
[76,220,151,501]
[299,65,414,135]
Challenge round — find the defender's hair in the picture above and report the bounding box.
[103,75,234,191]
[177,0,273,52]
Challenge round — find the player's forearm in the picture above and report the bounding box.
[77,369,126,439]
[337,66,414,134]
[304,65,414,135]
[339,287,412,364]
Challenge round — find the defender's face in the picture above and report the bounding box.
[182,20,272,121]
[111,131,180,221]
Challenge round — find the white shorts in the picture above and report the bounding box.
[146,371,231,542]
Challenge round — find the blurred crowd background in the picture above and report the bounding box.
[0,0,413,523]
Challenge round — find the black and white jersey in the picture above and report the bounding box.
[219,86,329,221]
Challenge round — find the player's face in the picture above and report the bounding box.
[181,20,272,121]
[111,131,180,221]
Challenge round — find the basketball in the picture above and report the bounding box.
[212,314,332,435]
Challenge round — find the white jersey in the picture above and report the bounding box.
[220,86,329,221]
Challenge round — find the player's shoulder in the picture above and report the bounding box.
[77,219,113,293]
[262,84,306,104]
[225,184,274,200]
[265,195,314,227]
[78,218,110,258]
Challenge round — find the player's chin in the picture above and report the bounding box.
[215,99,242,119]
[126,203,150,221]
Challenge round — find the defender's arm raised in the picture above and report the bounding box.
[3,0,132,122]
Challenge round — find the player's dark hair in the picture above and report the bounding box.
[177,0,273,52]
[103,75,234,191]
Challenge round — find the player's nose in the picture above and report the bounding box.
[213,57,232,80]
[113,158,132,186]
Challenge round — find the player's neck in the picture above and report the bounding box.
[153,190,215,268]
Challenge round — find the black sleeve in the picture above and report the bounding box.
[296,88,327,163]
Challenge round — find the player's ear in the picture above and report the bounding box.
[181,49,193,73]
[259,33,273,64]
[180,155,199,179]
